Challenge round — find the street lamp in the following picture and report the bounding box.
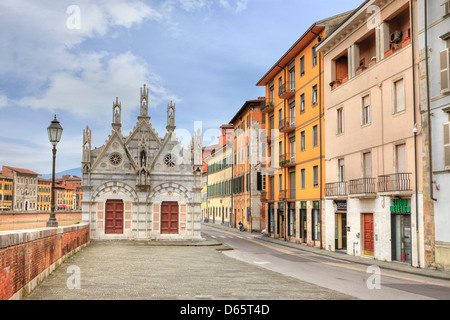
[47,115,63,227]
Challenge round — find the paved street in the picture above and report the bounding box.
[25,237,353,300]
[202,224,450,300]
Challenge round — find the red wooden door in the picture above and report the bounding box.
[161,202,179,234]
[363,213,374,256]
[105,200,124,234]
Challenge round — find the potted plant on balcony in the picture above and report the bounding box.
[402,36,411,47]
[342,74,348,83]
[369,56,377,67]
[356,64,367,75]
[329,81,335,88]
[385,43,398,58]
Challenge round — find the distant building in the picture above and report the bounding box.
[0,175,13,211]
[37,178,52,211]
[204,125,234,227]
[1,166,39,211]
[230,98,266,232]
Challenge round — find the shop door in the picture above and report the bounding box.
[277,209,284,239]
[300,209,307,242]
[363,213,374,256]
[335,213,347,250]
[391,214,412,264]
[161,202,179,234]
[105,200,124,234]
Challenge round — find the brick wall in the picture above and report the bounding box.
[0,211,82,231]
[0,223,90,300]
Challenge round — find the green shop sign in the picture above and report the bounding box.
[390,199,411,214]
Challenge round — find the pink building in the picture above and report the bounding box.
[317,0,425,267]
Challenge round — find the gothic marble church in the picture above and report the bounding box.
[81,84,203,241]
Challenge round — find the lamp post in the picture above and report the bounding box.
[47,115,63,228]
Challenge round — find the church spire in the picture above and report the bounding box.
[138,84,150,121]
[112,97,122,131]
[166,101,176,132]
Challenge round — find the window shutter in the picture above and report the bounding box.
[444,122,450,169]
[257,172,262,191]
[440,48,450,93]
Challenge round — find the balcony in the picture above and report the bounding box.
[278,189,296,201]
[279,117,295,133]
[278,82,295,100]
[261,191,267,201]
[279,153,296,168]
[325,182,347,199]
[348,178,377,198]
[378,173,413,196]
[261,99,274,113]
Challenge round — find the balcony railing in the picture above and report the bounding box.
[279,153,296,168]
[378,173,412,193]
[325,181,347,197]
[348,178,377,195]
[278,188,296,200]
[261,99,274,113]
[279,117,295,133]
[279,82,295,99]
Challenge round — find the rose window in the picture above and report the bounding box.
[164,153,176,168]
[109,153,123,166]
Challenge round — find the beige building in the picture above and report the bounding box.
[1,166,39,211]
[317,0,425,267]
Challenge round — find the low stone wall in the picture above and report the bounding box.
[0,223,90,300]
[0,211,82,231]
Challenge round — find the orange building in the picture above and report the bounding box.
[229,98,266,232]
[37,178,52,211]
[256,14,350,246]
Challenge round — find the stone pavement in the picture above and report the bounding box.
[25,237,354,300]
[204,222,450,281]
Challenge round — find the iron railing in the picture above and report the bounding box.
[279,153,296,167]
[279,117,295,133]
[325,181,347,197]
[348,178,377,195]
[279,82,295,99]
[378,173,412,192]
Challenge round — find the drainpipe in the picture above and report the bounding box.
[410,0,420,268]
[277,63,287,241]
[319,48,324,250]
[424,0,437,203]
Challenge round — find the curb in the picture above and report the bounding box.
[202,222,450,282]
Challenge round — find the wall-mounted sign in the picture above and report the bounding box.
[390,199,411,214]
[335,201,347,211]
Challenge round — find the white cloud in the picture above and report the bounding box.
[0,94,7,108]
[0,0,179,119]
[18,52,180,118]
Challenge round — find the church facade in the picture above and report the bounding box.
[81,85,203,241]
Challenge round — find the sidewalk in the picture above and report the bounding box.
[202,222,450,281]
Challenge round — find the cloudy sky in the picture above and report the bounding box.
[0,0,363,175]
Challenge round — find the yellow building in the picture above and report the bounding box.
[0,176,13,211]
[37,178,52,211]
[63,186,76,211]
[256,14,350,246]
[205,140,234,227]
